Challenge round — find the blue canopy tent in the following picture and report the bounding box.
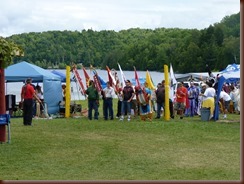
[213,64,240,120]
[51,70,75,82]
[5,61,63,114]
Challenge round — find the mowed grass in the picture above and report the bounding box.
[0,100,240,181]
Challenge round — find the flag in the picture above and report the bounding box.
[106,66,118,92]
[71,64,86,95]
[98,75,107,89]
[170,63,177,86]
[145,70,155,90]
[82,65,90,88]
[118,63,126,87]
[170,63,177,101]
[111,69,120,89]
[90,65,103,92]
[134,66,141,88]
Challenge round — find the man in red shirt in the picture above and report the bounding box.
[174,82,188,119]
[21,78,40,126]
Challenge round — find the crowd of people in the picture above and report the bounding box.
[84,77,240,121]
[20,73,240,125]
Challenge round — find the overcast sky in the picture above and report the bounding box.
[0,0,240,37]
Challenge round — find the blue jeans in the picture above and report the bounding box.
[121,100,132,115]
[156,102,164,118]
[88,100,98,120]
[104,98,114,120]
[185,99,195,117]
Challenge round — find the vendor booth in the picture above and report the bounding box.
[213,64,240,120]
[5,61,63,114]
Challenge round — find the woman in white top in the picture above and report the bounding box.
[200,83,216,119]
[219,90,231,119]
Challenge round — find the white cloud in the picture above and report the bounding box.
[0,0,240,37]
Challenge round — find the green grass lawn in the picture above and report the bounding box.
[0,100,240,181]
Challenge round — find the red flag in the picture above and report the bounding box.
[72,64,86,95]
[134,66,141,88]
[93,74,102,92]
[106,66,118,92]
[82,66,90,88]
[90,65,102,92]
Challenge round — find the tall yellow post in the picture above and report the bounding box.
[164,65,170,121]
[65,66,71,118]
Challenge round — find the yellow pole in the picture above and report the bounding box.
[164,65,170,121]
[65,66,71,118]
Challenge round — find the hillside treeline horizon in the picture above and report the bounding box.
[6,12,240,73]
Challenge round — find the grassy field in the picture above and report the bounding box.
[0,100,241,181]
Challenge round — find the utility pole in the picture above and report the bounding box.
[0,60,6,143]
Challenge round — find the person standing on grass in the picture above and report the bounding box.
[120,80,135,122]
[35,84,44,117]
[200,82,216,119]
[155,82,165,119]
[21,78,41,126]
[219,90,231,119]
[185,82,198,117]
[102,82,115,120]
[174,82,188,119]
[85,80,99,120]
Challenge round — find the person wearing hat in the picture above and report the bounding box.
[120,80,135,121]
[21,78,41,126]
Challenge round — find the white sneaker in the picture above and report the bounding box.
[127,118,131,122]
[119,118,124,121]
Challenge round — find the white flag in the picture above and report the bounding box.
[118,63,126,88]
[170,63,177,101]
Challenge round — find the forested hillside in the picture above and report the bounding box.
[6,12,240,73]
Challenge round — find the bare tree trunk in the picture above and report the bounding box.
[0,60,6,142]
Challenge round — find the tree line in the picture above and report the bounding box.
[6,12,240,73]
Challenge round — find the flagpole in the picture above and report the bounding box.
[164,65,170,121]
